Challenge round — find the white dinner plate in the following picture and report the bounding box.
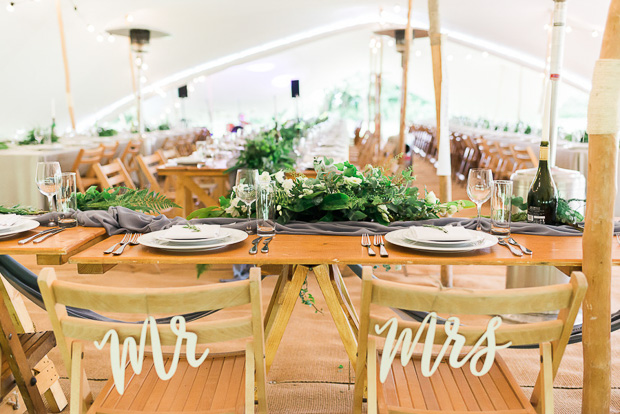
[385,228,498,253]
[403,228,484,248]
[138,228,248,252]
[0,219,40,239]
[157,228,233,244]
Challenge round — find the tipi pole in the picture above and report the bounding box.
[545,0,568,167]
[397,0,413,160]
[55,0,76,130]
[582,0,620,412]
[428,0,452,287]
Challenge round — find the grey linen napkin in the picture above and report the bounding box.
[34,206,601,236]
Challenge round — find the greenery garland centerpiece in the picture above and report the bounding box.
[18,128,60,145]
[226,115,329,174]
[0,187,179,215]
[192,157,474,223]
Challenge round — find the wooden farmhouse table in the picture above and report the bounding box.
[68,232,618,375]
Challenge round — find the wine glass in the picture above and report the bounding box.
[235,169,259,234]
[467,168,493,231]
[35,162,62,226]
[33,128,44,145]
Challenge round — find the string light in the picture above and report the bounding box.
[107,34,115,43]
[125,14,134,23]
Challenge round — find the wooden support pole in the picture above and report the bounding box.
[397,0,414,161]
[582,0,620,412]
[429,0,453,287]
[374,37,383,143]
[55,0,76,130]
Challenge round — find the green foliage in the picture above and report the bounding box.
[192,158,474,224]
[227,115,328,174]
[0,205,45,215]
[0,142,8,150]
[299,276,322,314]
[19,128,60,145]
[511,196,585,226]
[158,122,171,131]
[196,264,211,278]
[97,127,118,137]
[76,186,180,214]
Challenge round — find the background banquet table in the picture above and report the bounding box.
[0,129,196,209]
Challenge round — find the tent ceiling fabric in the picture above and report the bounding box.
[0,0,608,134]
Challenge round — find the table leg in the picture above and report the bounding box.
[175,177,189,218]
[330,265,360,337]
[264,265,290,336]
[264,265,309,371]
[180,176,220,208]
[314,264,359,367]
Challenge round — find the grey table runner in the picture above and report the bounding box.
[34,206,605,236]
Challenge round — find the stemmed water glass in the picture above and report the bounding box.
[467,168,493,231]
[35,162,61,226]
[33,128,44,145]
[235,169,259,234]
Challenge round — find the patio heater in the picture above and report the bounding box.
[107,27,170,134]
[507,0,586,309]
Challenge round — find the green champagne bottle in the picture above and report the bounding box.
[527,141,558,224]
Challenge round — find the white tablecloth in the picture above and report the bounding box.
[0,129,198,209]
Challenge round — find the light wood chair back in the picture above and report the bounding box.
[158,147,180,162]
[71,147,105,192]
[511,144,539,171]
[92,158,136,190]
[136,152,166,192]
[354,266,587,414]
[38,267,268,414]
[119,140,144,186]
[98,141,120,165]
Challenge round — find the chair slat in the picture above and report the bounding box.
[61,316,253,345]
[52,279,251,313]
[371,279,574,315]
[369,315,565,346]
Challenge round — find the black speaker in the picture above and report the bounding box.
[291,80,300,98]
[178,85,188,98]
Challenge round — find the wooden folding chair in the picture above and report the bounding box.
[92,159,136,190]
[511,144,538,171]
[98,142,120,165]
[71,147,105,193]
[119,140,143,187]
[136,152,174,194]
[0,277,67,413]
[38,267,268,414]
[157,148,180,163]
[353,267,587,414]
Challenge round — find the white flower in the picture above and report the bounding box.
[425,191,438,204]
[282,179,294,195]
[225,198,242,217]
[277,205,282,211]
[274,171,285,183]
[377,204,388,213]
[448,205,458,214]
[303,189,313,195]
[258,171,271,185]
[344,176,362,186]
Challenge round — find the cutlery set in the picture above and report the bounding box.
[18,227,65,244]
[104,233,140,255]
[498,236,533,256]
[249,236,273,254]
[361,233,389,257]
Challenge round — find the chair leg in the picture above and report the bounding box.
[245,342,256,414]
[70,341,86,414]
[367,338,377,414]
[538,342,554,414]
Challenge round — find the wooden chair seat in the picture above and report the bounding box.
[375,352,535,414]
[0,331,56,396]
[90,352,247,413]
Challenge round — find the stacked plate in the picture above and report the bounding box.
[384,225,498,253]
[138,224,248,252]
[0,215,40,240]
